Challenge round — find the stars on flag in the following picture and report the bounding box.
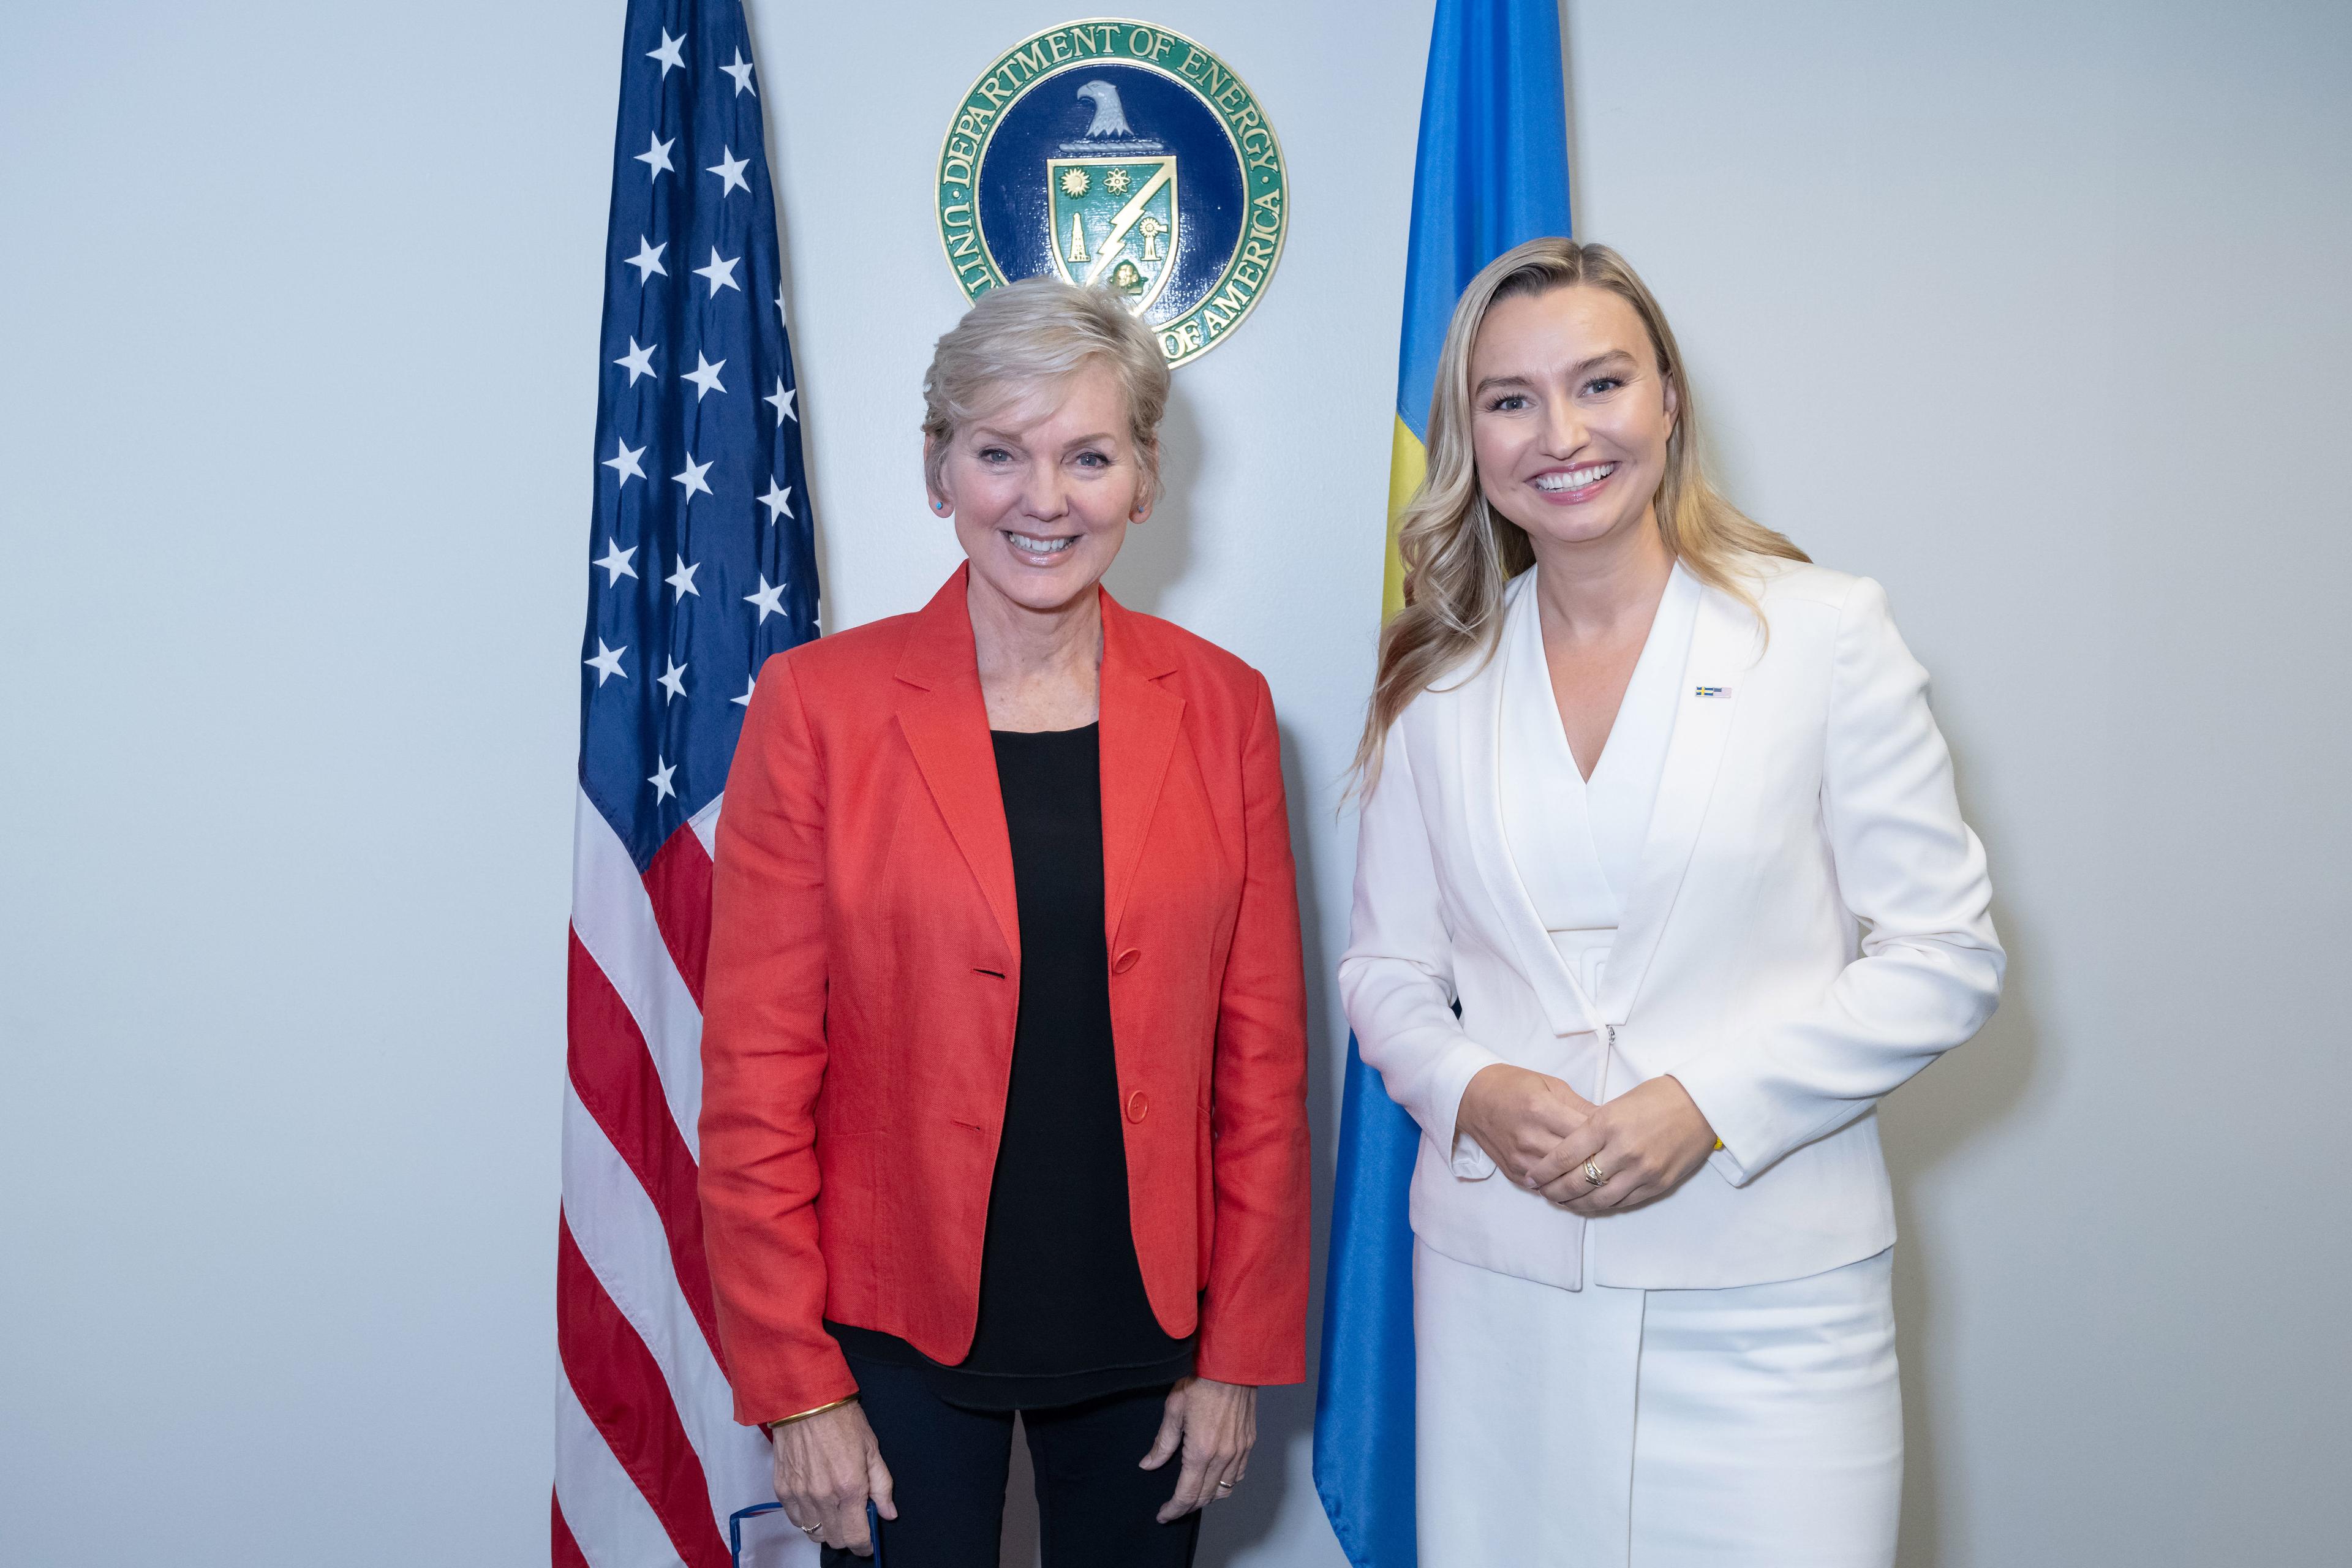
[694,247,741,296]
[706,147,750,197]
[671,453,715,502]
[603,439,646,487]
[578,7,812,854]
[681,352,726,401]
[594,539,639,584]
[614,337,658,385]
[744,575,788,622]
[635,132,674,180]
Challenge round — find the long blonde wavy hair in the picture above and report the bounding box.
[1351,238,1807,788]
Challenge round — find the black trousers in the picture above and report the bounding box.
[820,1355,1202,1567]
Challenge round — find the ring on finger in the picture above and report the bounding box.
[1581,1160,1608,1187]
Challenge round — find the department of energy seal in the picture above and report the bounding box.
[936,20,1288,368]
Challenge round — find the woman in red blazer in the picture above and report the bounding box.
[699,279,1311,1564]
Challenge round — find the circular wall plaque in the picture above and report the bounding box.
[936,19,1289,367]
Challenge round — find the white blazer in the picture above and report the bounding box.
[1340,556,2003,1292]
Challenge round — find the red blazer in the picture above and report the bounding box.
[699,567,1311,1423]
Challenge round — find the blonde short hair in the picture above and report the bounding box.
[921,278,1171,505]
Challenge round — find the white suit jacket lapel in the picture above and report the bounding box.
[1458,575,1593,1041]
[1599,576,1759,1021]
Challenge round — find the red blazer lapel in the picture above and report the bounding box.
[891,566,1020,963]
[1098,589,1185,948]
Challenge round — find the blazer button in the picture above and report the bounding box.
[1112,948,1141,974]
[1125,1089,1150,1123]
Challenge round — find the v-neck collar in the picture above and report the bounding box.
[1464,562,1755,1035]
[889,565,1188,963]
[1525,558,1702,786]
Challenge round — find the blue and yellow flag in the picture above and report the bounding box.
[1313,2,1572,1562]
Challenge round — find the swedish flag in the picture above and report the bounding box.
[1313,2,1572,1562]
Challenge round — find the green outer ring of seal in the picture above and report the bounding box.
[934,17,1290,369]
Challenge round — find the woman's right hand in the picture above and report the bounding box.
[1455,1063,1596,1188]
[772,1400,896,1558]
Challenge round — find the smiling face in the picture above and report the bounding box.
[1467,284,1678,554]
[929,361,1152,619]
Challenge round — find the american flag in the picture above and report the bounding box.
[554,2,817,1564]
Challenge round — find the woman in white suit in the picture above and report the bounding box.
[1340,238,2003,1566]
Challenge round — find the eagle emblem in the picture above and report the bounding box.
[1045,82,1179,316]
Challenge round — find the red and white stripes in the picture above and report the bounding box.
[557,788,815,1567]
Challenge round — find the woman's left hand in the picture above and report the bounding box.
[1525,1076,1718,1216]
[1141,1375,1257,1521]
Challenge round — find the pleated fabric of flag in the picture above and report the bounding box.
[1311,3,1572,1563]
[554,2,818,1563]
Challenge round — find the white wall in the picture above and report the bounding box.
[1,2,2345,1566]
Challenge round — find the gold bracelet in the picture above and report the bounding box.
[766,1394,857,1431]
[1714,1139,1725,1152]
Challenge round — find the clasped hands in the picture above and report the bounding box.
[1455,1063,1718,1215]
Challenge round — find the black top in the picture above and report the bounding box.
[829,723,1193,1409]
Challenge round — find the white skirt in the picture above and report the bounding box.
[1413,1240,1902,1567]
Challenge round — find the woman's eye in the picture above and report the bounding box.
[1583,377,1624,396]
[979,447,1012,464]
[1487,393,1529,412]
[1074,450,1110,469]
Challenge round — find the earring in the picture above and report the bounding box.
[933,500,948,514]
